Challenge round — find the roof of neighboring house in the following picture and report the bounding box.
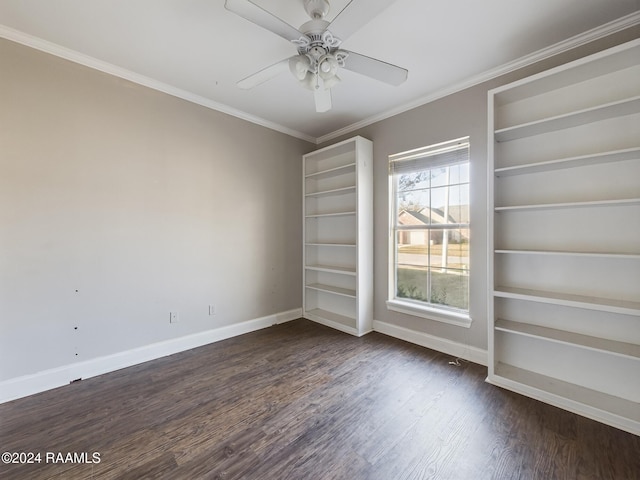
[401,210,432,225]
[399,205,469,225]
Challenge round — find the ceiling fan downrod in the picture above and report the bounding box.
[303,0,330,20]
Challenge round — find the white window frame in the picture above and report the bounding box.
[386,137,472,328]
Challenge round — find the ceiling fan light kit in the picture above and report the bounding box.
[225,0,408,113]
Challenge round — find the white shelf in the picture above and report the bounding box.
[305,264,356,276]
[305,163,356,178]
[490,364,640,435]
[494,96,640,142]
[495,319,640,360]
[305,185,356,198]
[495,249,640,259]
[305,211,356,218]
[492,40,640,104]
[494,286,640,316]
[495,198,640,212]
[494,147,640,177]
[303,136,373,336]
[488,39,640,435]
[304,308,357,332]
[305,242,356,248]
[305,283,356,298]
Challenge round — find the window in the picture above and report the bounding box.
[387,137,470,326]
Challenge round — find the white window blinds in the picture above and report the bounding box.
[389,137,469,174]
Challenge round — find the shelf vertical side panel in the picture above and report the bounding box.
[487,87,498,378]
[355,137,374,335]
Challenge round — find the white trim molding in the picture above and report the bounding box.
[0,308,301,404]
[373,320,487,366]
[317,11,640,144]
[2,11,637,146]
[386,300,472,328]
[486,374,640,437]
[0,25,316,144]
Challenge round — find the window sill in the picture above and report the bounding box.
[386,299,472,328]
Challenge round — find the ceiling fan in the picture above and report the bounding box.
[224,0,408,112]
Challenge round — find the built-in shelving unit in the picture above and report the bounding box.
[487,39,640,435]
[303,136,373,336]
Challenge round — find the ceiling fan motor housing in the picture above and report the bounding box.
[291,22,347,90]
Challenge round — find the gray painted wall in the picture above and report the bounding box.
[0,39,312,382]
[318,27,639,353]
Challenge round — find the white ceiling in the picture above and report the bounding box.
[0,0,638,142]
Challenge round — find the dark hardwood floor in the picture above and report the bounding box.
[1,319,638,479]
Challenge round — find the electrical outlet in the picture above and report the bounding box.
[208,304,217,316]
[170,311,179,323]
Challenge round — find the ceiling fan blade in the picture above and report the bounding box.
[328,0,398,41]
[342,51,408,86]
[237,57,293,89]
[314,78,332,113]
[225,0,303,42]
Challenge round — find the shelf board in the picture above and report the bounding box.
[305,162,356,179]
[305,242,356,248]
[495,198,640,212]
[304,308,357,332]
[306,283,356,298]
[495,249,640,259]
[305,264,356,276]
[305,211,356,218]
[491,40,640,104]
[494,147,640,177]
[495,319,640,360]
[493,286,640,316]
[494,96,640,142]
[305,185,356,198]
[490,363,640,434]
[304,137,356,162]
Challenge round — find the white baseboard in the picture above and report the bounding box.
[0,308,301,404]
[373,320,488,366]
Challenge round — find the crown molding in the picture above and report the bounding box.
[2,10,638,147]
[316,10,640,145]
[0,24,316,144]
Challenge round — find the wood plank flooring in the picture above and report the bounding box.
[1,319,638,479]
